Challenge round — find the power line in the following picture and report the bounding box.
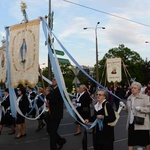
[63,0,150,28]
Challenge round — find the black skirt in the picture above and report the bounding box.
[16,113,25,124]
[128,123,149,146]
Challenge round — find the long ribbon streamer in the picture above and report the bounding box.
[49,28,122,101]
[42,18,104,130]
[5,27,17,118]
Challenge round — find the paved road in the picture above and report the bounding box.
[0,108,144,150]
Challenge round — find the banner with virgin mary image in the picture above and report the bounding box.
[0,46,6,83]
[9,19,40,88]
[106,58,122,83]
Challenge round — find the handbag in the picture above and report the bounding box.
[134,116,145,125]
[130,98,145,125]
[104,102,120,126]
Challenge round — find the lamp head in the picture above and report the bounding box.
[83,28,87,30]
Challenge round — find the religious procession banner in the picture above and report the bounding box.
[0,46,6,83]
[9,19,40,88]
[106,58,122,83]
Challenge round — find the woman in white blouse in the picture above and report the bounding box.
[85,89,116,150]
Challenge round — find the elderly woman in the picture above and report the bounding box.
[74,84,92,135]
[85,89,116,150]
[121,82,150,150]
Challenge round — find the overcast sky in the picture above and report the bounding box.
[0,0,150,67]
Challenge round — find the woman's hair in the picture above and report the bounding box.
[97,89,108,99]
[5,88,9,93]
[38,87,44,93]
[79,84,87,91]
[19,88,26,95]
[46,87,52,93]
[131,82,142,91]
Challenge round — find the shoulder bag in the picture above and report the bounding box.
[104,102,120,126]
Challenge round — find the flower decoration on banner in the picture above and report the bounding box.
[20,1,27,12]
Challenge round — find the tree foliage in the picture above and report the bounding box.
[142,58,150,85]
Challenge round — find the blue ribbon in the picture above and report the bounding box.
[5,27,17,118]
[0,87,2,98]
[97,118,103,131]
[42,18,105,131]
[42,19,76,119]
[27,87,46,115]
[49,28,122,101]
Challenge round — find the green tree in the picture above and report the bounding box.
[42,65,74,91]
[60,64,74,92]
[99,44,144,86]
[42,67,49,87]
[142,58,150,85]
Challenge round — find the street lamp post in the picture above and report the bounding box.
[83,22,105,82]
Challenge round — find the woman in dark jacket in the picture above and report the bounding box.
[85,89,116,150]
[15,88,29,138]
[74,84,92,135]
[0,88,15,135]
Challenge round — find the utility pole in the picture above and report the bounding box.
[83,22,105,83]
[48,0,53,83]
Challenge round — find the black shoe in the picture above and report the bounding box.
[74,132,81,136]
[57,138,66,150]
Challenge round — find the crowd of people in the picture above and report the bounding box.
[71,81,150,150]
[0,80,150,150]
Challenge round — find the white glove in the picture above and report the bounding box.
[135,106,141,111]
[119,101,125,107]
[76,103,81,107]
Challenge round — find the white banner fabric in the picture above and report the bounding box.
[9,19,40,88]
[0,46,6,83]
[106,58,122,83]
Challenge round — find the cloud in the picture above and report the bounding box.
[59,17,88,39]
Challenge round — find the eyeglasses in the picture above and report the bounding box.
[96,94,104,96]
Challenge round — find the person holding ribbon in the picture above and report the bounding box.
[74,84,92,136]
[85,89,116,150]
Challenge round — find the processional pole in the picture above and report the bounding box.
[20,2,28,23]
